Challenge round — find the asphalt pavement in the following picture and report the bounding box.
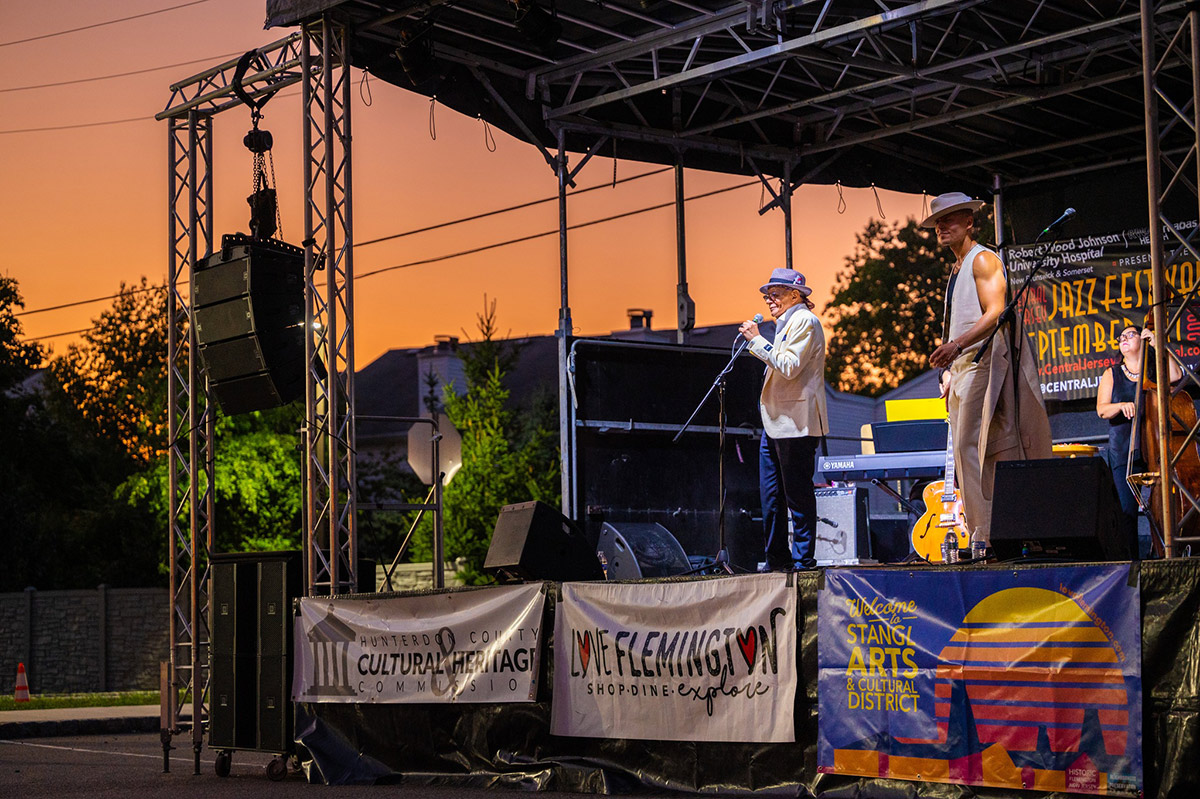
[0,708,641,797]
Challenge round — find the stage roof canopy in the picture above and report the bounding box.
[265,0,1186,195]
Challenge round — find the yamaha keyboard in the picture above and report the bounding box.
[818,451,945,481]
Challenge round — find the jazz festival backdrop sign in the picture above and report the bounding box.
[1008,220,1200,401]
[551,573,797,742]
[293,583,545,703]
[817,566,1142,797]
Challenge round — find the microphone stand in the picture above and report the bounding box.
[971,216,1068,366]
[674,332,753,574]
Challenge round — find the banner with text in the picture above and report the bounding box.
[1007,221,1200,401]
[293,583,545,703]
[551,573,797,742]
[817,566,1142,796]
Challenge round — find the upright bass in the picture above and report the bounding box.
[1137,320,1200,557]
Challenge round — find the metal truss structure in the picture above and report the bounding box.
[163,111,215,772]
[156,23,359,769]
[301,19,359,597]
[1140,0,1200,557]
[263,0,1200,544]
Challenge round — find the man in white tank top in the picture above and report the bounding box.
[925,192,1052,543]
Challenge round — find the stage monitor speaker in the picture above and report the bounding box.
[596,522,689,580]
[194,234,306,415]
[485,500,604,582]
[814,487,873,564]
[991,457,1129,561]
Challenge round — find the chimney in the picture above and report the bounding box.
[627,308,653,330]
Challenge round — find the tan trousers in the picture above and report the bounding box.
[948,355,993,539]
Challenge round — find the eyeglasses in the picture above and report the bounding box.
[1118,331,1140,341]
[764,291,793,302]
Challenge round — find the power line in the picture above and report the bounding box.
[0,115,148,135]
[0,0,214,48]
[356,180,756,280]
[0,89,302,135]
[17,179,759,341]
[356,166,671,248]
[26,327,93,343]
[16,167,676,316]
[0,52,243,93]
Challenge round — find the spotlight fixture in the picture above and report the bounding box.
[514,0,561,53]
[395,26,437,87]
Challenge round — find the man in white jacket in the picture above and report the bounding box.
[739,268,829,570]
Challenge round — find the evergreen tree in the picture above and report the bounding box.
[409,299,560,584]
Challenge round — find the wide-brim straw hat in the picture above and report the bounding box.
[920,192,986,227]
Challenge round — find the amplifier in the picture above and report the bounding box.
[811,487,873,564]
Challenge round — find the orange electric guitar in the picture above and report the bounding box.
[911,421,970,562]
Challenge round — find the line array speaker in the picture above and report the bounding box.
[194,234,306,415]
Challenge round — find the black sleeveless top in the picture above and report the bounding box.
[1107,363,1139,461]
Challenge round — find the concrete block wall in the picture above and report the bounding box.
[0,587,169,695]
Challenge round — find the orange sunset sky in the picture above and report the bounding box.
[1,0,929,368]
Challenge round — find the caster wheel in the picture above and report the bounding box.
[214,750,232,778]
[266,756,287,782]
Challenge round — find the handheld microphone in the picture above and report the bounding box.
[817,516,839,529]
[751,313,764,324]
[1040,207,1076,237]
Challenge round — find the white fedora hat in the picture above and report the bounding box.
[920,191,986,228]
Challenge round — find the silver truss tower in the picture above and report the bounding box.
[1141,0,1200,558]
[164,110,215,773]
[157,22,357,768]
[302,19,358,597]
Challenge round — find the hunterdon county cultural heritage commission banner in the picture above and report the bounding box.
[293,583,545,704]
[817,566,1142,797]
[1007,222,1200,401]
[551,573,797,743]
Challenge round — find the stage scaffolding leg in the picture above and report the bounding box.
[675,158,695,345]
[164,110,215,772]
[302,17,358,595]
[782,160,793,271]
[1141,0,1200,558]
[556,130,575,518]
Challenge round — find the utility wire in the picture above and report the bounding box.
[0,51,243,93]
[358,180,756,280]
[356,166,671,248]
[1,89,302,135]
[17,166,677,317]
[17,179,758,340]
[0,0,214,48]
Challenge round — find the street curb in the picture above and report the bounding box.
[0,715,160,739]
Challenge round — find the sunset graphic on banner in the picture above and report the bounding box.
[818,569,1142,797]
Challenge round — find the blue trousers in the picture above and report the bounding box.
[760,432,819,569]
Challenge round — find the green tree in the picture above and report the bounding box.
[48,278,168,464]
[408,299,560,584]
[0,277,160,590]
[0,275,43,391]
[824,212,993,396]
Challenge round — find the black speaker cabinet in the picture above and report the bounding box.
[814,486,873,563]
[208,550,302,756]
[485,501,604,582]
[596,522,689,579]
[991,458,1129,561]
[194,234,306,416]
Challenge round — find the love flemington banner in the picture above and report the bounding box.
[817,566,1142,797]
[1007,220,1200,401]
[551,573,797,743]
[293,583,545,704]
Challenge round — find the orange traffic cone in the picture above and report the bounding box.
[14,662,30,702]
